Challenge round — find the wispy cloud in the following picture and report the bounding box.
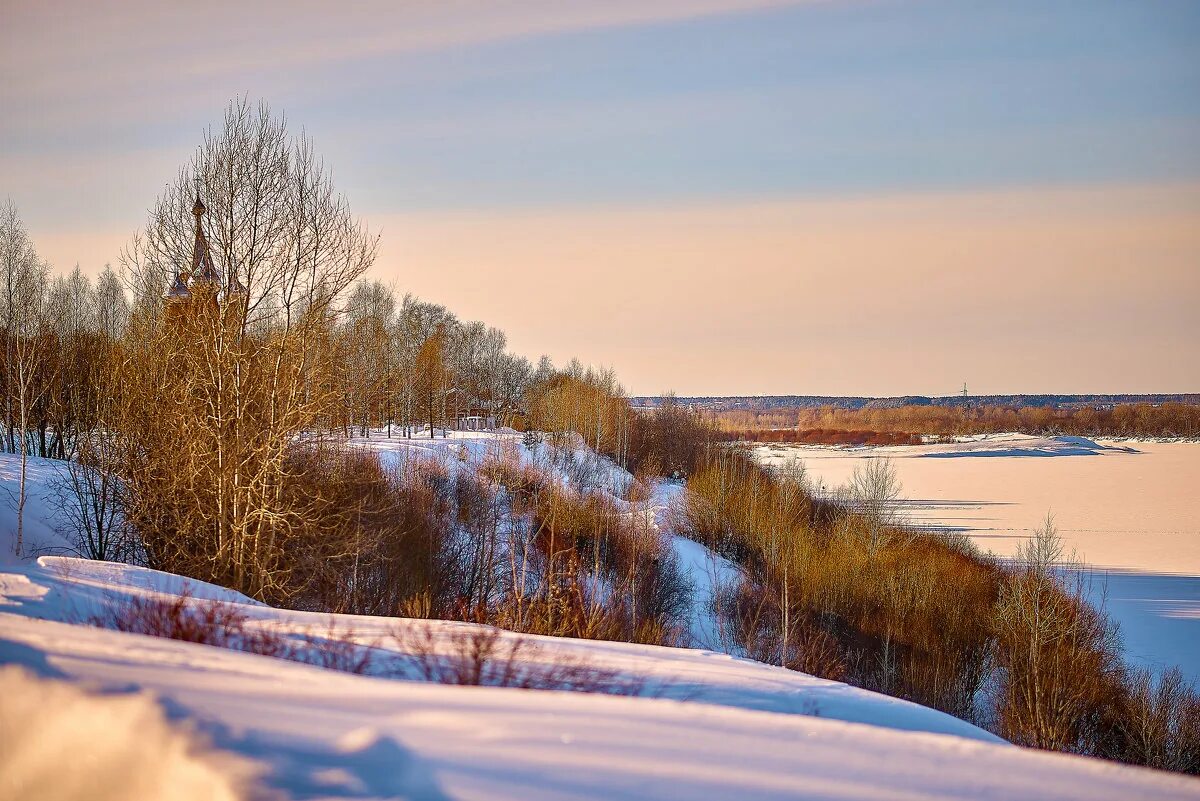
[2,1,804,102]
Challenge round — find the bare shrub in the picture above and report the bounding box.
[48,432,139,563]
[525,478,688,646]
[298,619,377,675]
[715,578,847,681]
[91,587,377,676]
[848,457,901,553]
[394,620,645,695]
[993,517,1125,752]
[627,393,717,478]
[1113,666,1200,774]
[95,588,250,648]
[287,446,455,618]
[479,449,549,514]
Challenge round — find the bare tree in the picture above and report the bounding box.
[0,200,50,555]
[115,99,377,600]
[94,265,130,341]
[51,430,137,561]
[848,456,902,554]
[414,324,449,438]
[993,513,1123,751]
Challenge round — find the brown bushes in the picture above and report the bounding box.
[683,448,999,721]
[526,365,631,461]
[244,444,462,619]
[708,402,1200,439]
[991,520,1200,769]
[627,394,719,477]
[519,478,689,646]
[98,588,252,649]
[368,445,692,649]
[682,452,1200,774]
[1115,667,1200,773]
[992,527,1124,752]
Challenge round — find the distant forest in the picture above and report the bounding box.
[633,393,1200,411]
[632,395,1200,440]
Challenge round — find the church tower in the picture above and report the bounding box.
[188,195,221,288]
[165,193,245,310]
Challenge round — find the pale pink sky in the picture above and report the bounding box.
[5,0,1199,395]
[376,183,1200,396]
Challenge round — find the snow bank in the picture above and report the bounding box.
[2,608,1196,800]
[0,555,999,744]
[0,665,258,801]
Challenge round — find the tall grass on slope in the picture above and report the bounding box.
[680,448,996,722]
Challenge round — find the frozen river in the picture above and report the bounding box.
[753,435,1200,682]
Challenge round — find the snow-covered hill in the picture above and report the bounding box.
[2,443,1198,800]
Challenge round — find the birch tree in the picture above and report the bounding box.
[0,201,49,555]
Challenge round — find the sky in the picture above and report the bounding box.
[2,0,1199,396]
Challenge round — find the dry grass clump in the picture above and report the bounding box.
[91,587,377,675]
[394,620,646,695]
[91,584,647,698]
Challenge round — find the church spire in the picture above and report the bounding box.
[189,192,221,286]
[166,189,245,307]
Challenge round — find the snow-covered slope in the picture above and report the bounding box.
[3,440,1199,799]
[2,556,997,741]
[4,558,1199,801]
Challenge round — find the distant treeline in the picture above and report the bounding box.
[635,393,1200,412]
[704,402,1200,439]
